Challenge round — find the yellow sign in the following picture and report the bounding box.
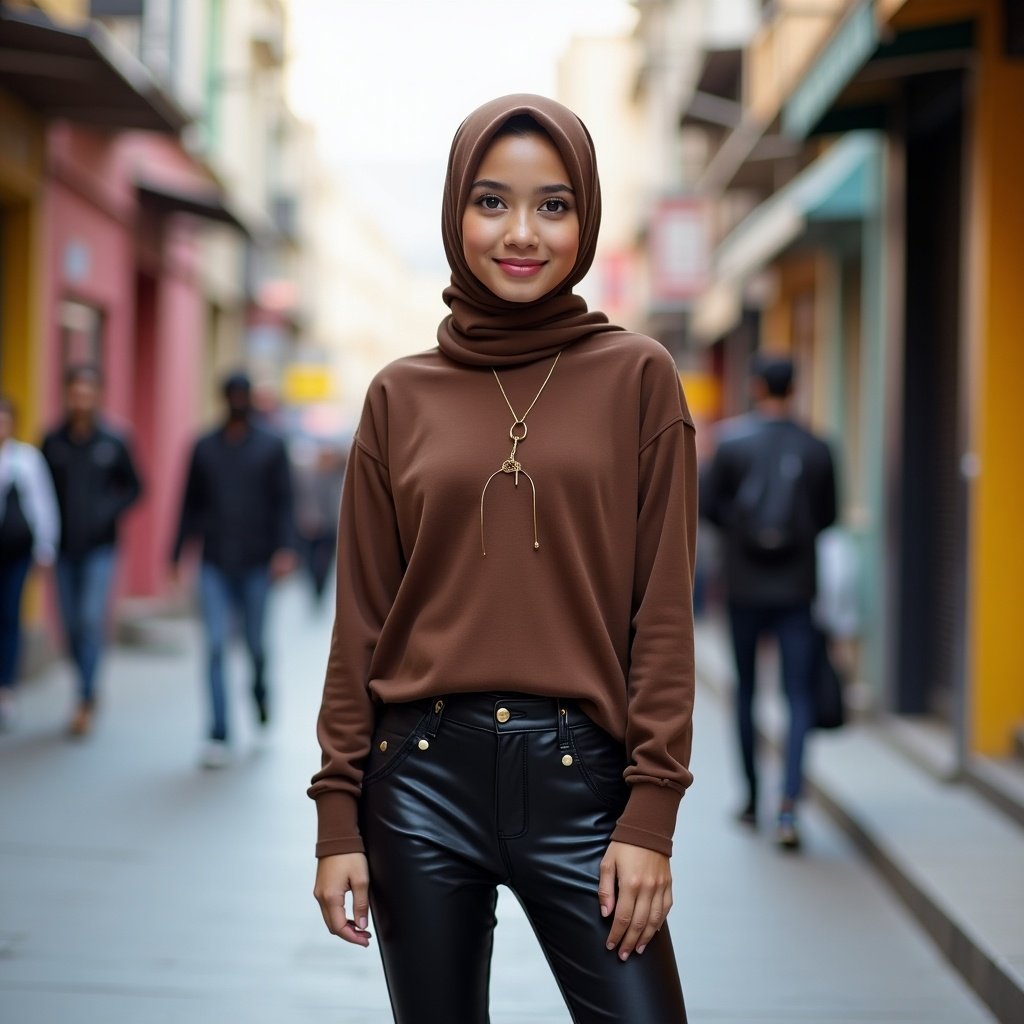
[679,372,721,420]
[282,365,333,404]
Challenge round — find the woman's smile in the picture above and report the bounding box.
[495,257,546,277]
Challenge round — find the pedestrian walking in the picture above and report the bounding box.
[291,438,346,607]
[172,371,296,769]
[700,353,837,849]
[0,396,59,728]
[41,364,142,738]
[309,95,697,1024]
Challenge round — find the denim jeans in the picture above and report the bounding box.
[198,562,271,742]
[727,602,817,805]
[55,546,117,707]
[0,556,32,690]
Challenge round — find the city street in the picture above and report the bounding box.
[0,580,997,1024]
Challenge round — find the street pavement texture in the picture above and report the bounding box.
[0,580,997,1024]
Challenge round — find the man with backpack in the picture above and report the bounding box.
[700,354,836,849]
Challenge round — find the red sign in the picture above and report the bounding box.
[649,197,709,304]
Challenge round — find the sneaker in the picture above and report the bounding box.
[775,811,802,851]
[200,739,231,769]
[735,799,758,828]
[68,704,93,738]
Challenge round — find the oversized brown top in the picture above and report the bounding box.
[309,93,697,860]
[308,335,698,858]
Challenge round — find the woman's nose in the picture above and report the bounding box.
[504,210,537,247]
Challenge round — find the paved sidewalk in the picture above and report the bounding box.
[0,581,1000,1023]
[695,614,1024,1024]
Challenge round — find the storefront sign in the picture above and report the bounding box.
[648,196,709,306]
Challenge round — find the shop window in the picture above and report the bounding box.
[60,299,104,370]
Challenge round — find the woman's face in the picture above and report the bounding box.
[461,131,580,303]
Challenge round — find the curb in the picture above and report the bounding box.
[695,648,1022,1024]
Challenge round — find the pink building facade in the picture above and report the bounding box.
[39,124,219,599]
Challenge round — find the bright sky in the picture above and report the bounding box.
[287,0,637,271]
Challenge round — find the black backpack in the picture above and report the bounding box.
[0,479,34,564]
[732,429,814,559]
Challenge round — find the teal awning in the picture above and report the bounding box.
[718,131,881,282]
[783,2,975,139]
[692,131,882,342]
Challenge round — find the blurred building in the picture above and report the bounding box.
[630,0,1024,770]
[0,0,322,641]
[301,168,444,430]
[558,32,651,332]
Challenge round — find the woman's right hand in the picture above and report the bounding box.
[313,853,372,946]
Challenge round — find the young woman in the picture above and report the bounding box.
[310,94,697,1024]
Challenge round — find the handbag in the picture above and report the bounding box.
[813,626,846,730]
[0,480,34,563]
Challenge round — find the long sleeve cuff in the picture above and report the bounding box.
[611,782,683,857]
[313,791,365,858]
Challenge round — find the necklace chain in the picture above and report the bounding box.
[491,350,561,425]
[479,351,562,557]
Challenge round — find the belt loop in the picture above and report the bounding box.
[426,697,446,739]
[556,700,570,751]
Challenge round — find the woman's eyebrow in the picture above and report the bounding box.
[469,180,576,195]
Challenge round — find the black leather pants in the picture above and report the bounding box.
[360,692,688,1024]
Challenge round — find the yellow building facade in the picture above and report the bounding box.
[684,0,1023,760]
[0,91,44,444]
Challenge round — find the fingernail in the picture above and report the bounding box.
[358,916,368,930]
[600,906,610,918]
[637,944,646,955]
[620,951,630,962]
[606,942,615,951]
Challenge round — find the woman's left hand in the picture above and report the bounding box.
[598,841,673,961]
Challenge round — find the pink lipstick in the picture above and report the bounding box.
[495,258,545,277]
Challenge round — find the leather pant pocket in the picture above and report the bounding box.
[361,704,429,789]
[569,720,629,809]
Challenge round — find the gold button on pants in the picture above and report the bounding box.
[495,707,511,723]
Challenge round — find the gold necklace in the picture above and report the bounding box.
[479,351,561,557]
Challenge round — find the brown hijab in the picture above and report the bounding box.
[437,94,623,368]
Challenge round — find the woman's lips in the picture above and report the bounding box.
[495,259,545,277]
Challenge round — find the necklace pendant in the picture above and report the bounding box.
[480,351,560,557]
[501,457,522,486]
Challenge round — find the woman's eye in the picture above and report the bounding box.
[541,198,569,214]
[476,195,504,210]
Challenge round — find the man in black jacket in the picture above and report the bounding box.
[42,364,143,737]
[172,372,295,767]
[700,354,836,849]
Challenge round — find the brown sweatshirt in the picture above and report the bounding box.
[309,331,697,857]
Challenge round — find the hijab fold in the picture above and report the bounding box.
[437,94,624,368]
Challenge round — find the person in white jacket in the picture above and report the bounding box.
[0,396,59,727]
